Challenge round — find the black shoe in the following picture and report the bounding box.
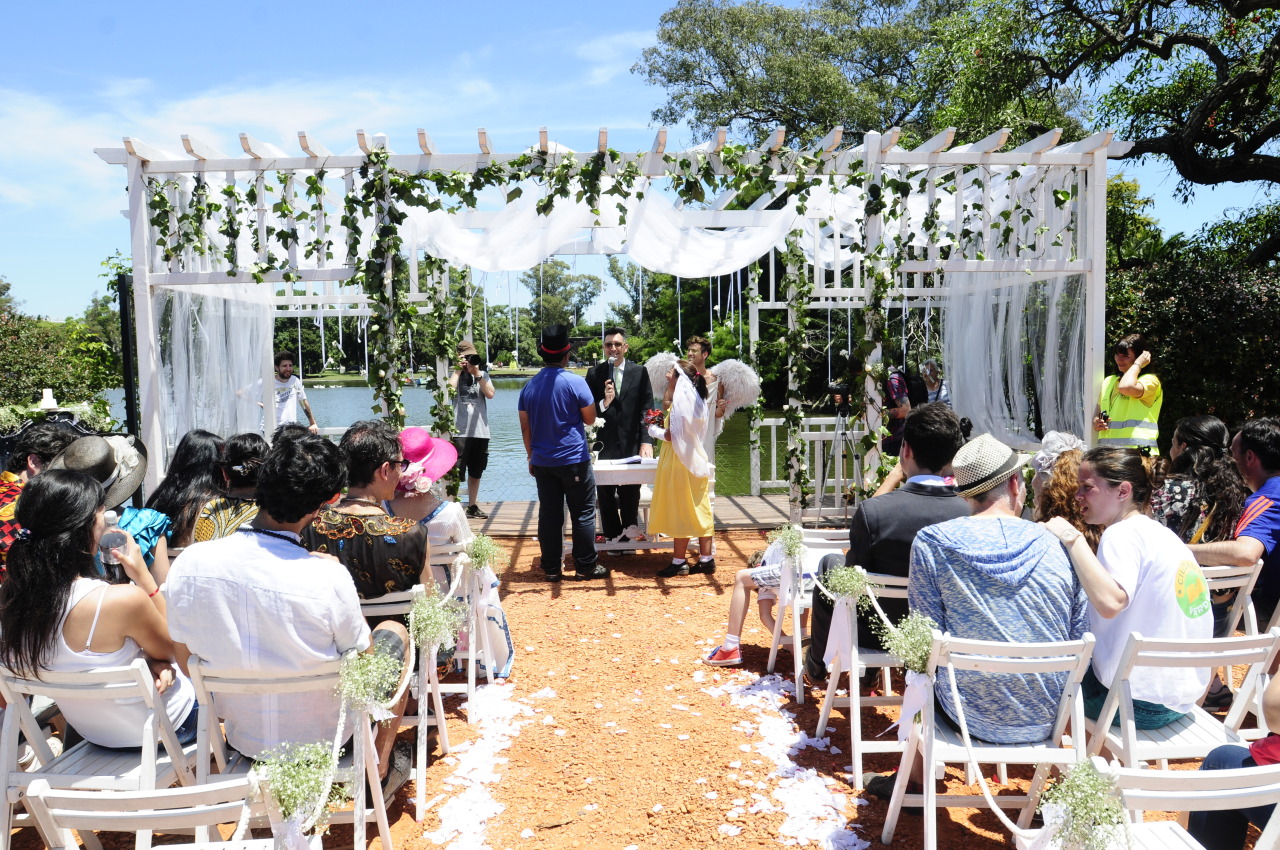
[365,740,412,809]
[1203,687,1235,712]
[862,772,922,814]
[571,565,610,580]
[689,558,716,575]
[542,570,563,583]
[657,560,690,578]
[466,504,488,519]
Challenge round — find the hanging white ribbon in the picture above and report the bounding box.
[823,596,855,669]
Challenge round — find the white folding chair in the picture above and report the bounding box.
[1086,629,1280,769]
[360,583,451,821]
[814,569,910,788]
[881,631,1096,850]
[25,775,273,850]
[1201,560,1265,638]
[0,658,197,850]
[765,527,844,704]
[432,542,497,722]
[1015,754,1280,850]
[187,656,393,850]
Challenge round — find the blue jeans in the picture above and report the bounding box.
[1081,666,1187,729]
[1187,745,1275,850]
[532,461,597,573]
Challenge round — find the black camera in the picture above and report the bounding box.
[465,353,484,368]
[829,383,853,416]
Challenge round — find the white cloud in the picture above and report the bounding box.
[574,30,654,87]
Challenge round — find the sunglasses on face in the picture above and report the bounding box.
[389,458,410,471]
[605,342,625,348]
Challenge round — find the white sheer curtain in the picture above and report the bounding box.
[942,272,1087,449]
[153,282,273,463]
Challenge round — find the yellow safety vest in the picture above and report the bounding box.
[1098,373,1162,452]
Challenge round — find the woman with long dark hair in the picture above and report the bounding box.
[1045,447,1212,730]
[1151,415,1248,544]
[0,470,195,747]
[649,360,715,577]
[145,429,224,551]
[192,432,268,543]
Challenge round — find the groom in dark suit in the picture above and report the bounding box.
[587,328,655,553]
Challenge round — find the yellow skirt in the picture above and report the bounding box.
[647,443,713,538]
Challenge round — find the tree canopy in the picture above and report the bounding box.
[935,0,1280,261]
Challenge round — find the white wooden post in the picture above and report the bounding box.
[1085,150,1109,444]
[127,156,166,493]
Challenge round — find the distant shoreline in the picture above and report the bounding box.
[301,368,581,388]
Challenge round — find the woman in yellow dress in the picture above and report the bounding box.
[650,360,716,577]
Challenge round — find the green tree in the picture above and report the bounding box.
[519,259,604,328]
[0,275,18,315]
[932,0,1280,262]
[0,313,118,408]
[635,0,1081,147]
[75,293,123,377]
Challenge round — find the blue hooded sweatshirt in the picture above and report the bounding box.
[908,516,1089,744]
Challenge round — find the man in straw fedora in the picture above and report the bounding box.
[862,433,1088,802]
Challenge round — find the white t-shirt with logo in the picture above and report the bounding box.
[1089,513,1212,712]
[274,375,307,425]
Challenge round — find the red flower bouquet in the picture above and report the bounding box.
[642,408,664,427]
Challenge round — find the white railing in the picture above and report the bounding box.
[753,415,871,521]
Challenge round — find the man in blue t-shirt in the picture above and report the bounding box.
[1190,417,1280,623]
[518,325,603,582]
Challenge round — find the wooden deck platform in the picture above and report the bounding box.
[466,494,797,538]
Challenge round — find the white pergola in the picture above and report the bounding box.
[96,125,1129,497]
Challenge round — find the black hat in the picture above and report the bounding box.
[537,325,573,358]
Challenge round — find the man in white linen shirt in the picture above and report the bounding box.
[166,434,412,799]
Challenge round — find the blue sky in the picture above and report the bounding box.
[0,0,1264,321]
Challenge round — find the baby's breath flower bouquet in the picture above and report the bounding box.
[767,523,805,561]
[409,585,467,651]
[1036,760,1129,850]
[338,650,403,722]
[822,565,875,602]
[467,534,509,573]
[871,611,938,675]
[254,740,353,836]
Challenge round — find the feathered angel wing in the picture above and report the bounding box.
[708,358,762,419]
[644,352,678,397]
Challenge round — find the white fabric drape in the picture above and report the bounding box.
[942,273,1087,449]
[153,282,272,463]
[669,371,711,479]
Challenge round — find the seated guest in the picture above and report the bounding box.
[48,434,168,576]
[193,432,269,542]
[1046,447,1212,730]
[1189,417,1280,626]
[386,427,516,680]
[1030,431,1101,550]
[145,429,224,551]
[792,403,968,680]
[300,420,431,602]
[1152,416,1247,546]
[384,427,465,549]
[166,435,412,799]
[1187,672,1280,850]
[0,470,196,747]
[0,422,79,570]
[865,434,1088,801]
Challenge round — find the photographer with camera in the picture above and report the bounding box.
[450,340,495,519]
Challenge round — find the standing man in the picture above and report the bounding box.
[587,328,654,552]
[450,340,495,519]
[1189,417,1280,625]
[1093,334,1162,452]
[518,325,605,582]
[274,351,319,434]
[881,366,911,456]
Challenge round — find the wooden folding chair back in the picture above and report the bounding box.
[0,658,196,850]
[24,775,272,850]
[187,656,392,850]
[1088,629,1280,769]
[882,632,1096,850]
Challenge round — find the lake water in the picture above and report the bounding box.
[108,380,756,502]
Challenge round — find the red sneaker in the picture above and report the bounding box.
[703,645,742,666]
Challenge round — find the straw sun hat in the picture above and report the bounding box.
[952,433,1033,499]
[48,434,149,509]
